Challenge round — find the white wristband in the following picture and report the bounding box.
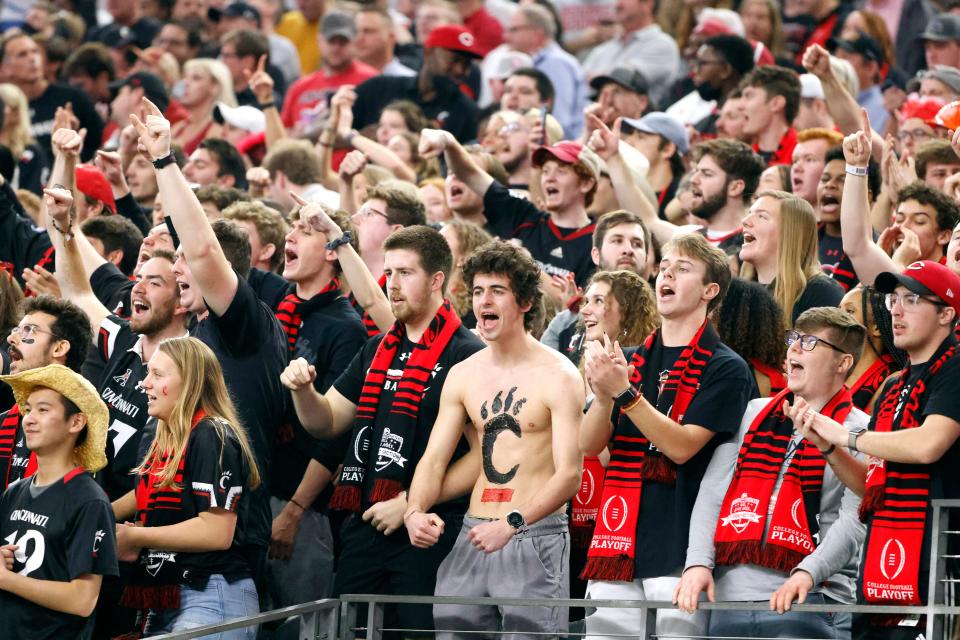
[845,164,868,177]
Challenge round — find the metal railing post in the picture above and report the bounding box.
[366,601,385,640]
[339,600,358,640]
[306,604,339,640]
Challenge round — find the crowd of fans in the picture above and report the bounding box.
[2,0,960,638]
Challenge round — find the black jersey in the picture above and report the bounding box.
[95,316,158,500]
[133,417,252,587]
[0,469,118,640]
[0,406,35,491]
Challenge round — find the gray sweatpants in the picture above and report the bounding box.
[433,514,570,640]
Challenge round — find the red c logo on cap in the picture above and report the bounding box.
[458,32,475,47]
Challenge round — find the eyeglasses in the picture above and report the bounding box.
[9,324,58,343]
[498,122,527,137]
[884,291,946,311]
[784,330,848,354]
[690,58,725,70]
[352,206,393,224]
[896,129,934,143]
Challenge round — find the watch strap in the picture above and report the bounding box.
[152,152,177,170]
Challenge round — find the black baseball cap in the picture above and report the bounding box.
[590,68,649,96]
[110,72,169,113]
[828,34,884,63]
[209,2,262,26]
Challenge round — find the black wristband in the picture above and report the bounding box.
[258,101,276,110]
[820,444,836,456]
[152,153,176,170]
[325,230,353,251]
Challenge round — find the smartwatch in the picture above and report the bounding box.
[613,386,638,409]
[848,426,866,452]
[506,510,525,531]
[152,152,177,170]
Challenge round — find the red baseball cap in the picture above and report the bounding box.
[76,164,116,214]
[423,25,483,58]
[532,141,601,180]
[900,96,945,127]
[875,260,960,315]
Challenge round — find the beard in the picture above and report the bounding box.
[502,147,528,175]
[695,81,723,102]
[130,299,176,336]
[690,189,727,221]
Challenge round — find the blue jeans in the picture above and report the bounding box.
[708,593,851,639]
[144,575,259,639]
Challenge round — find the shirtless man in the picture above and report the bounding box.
[405,241,584,638]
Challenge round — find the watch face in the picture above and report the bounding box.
[507,511,524,528]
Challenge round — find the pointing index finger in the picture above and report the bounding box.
[860,107,871,136]
[290,191,309,206]
[257,54,267,73]
[141,97,163,117]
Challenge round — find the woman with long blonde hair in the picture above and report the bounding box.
[0,83,44,193]
[171,59,236,155]
[115,336,261,638]
[739,190,844,326]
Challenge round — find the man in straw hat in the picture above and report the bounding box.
[0,364,117,639]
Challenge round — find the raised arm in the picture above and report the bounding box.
[279,357,359,438]
[839,109,896,287]
[246,55,287,149]
[294,194,395,332]
[803,45,883,161]
[811,411,960,466]
[588,116,676,245]
[131,98,238,316]
[335,90,416,183]
[420,129,494,198]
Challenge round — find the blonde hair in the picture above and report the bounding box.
[443,220,493,317]
[740,190,822,327]
[136,337,260,490]
[0,83,34,156]
[184,58,237,108]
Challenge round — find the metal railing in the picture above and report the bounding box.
[152,500,960,640]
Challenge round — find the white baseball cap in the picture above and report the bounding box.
[213,102,266,134]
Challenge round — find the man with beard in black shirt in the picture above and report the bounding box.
[0,33,103,165]
[130,96,287,601]
[352,24,482,142]
[281,225,484,635]
[0,364,117,640]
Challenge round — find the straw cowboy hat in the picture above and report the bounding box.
[0,364,108,473]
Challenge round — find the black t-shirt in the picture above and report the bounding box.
[247,268,291,312]
[29,84,104,163]
[271,294,368,506]
[134,419,251,586]
[95,316,156,501]
[352,75,479,143]
[0,180,53,290]
[865,348,960,601]
[790,274,844,324]
[818,226,860,293]
[0,470,118,640]
[89,262,134,318]
[191,276,287,548]
[333,325,485,511]
[620,342,756,578]
[483,181,596,287]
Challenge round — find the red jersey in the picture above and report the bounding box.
[281,61,379,133]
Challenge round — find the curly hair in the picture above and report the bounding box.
[586,270,658,346]
[462,241,542,332]
[19,295,92,373]
[713,278,786,371]
[0,270,23,338]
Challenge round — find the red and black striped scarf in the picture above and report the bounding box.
[329,301,461,512]
[570,455,606,549]
[714,387,853,573]
[581,320,719,582]
[849,353,896,414]
[860,337,957,606]
[274,279,341,355]
[0,406,35,490]
[122,410,209,611]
